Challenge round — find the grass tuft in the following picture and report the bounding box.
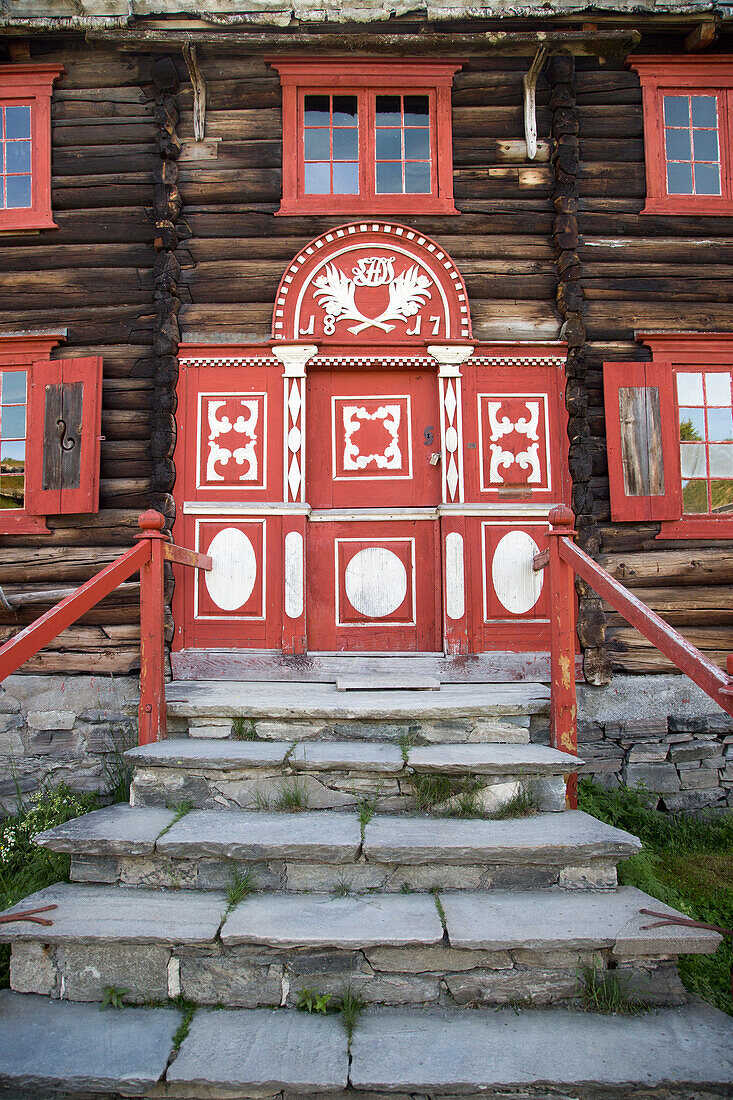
[170,997,197,1052]
[355,791,379,839]
[339,984,365,1042]
[397,730,416,766]
[331,877,351,898]
[296,988,333,1014]
[579,778,733,1015]
[432,888,447,932]
[273,779,309,812]
[225,866,257,910]
[577,961,649,1016]
[487,784,538,820]
[101,724,136,804]
[232,717,259,741]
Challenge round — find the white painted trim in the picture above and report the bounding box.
[477,390,552,494]
[481,520,548,624]
[335,537,417,627]
[183,502,310,516]
[311,508,438,522]
[331,393,413,482]
[194,518,267,622]
[195,390,268,493]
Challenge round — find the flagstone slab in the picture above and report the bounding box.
[222,892,443,948]
[363,810,641,865]
[157,809,362,863]
[290,741,405,773]
[407,742,582,774]
[168,1007,349,1092]
[0,883,226,944]
[0,990,178,1094]
[35,806,174,856]
[126,739,292,768]
[349,1004,733,1090]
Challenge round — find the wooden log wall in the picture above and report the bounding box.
[576,46,733,674]
[174,54,559,343]
[0,41,160,674]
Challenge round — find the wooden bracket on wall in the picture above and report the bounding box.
[523,45,547,161]
[685,21,719,52]
[182,42,206,141]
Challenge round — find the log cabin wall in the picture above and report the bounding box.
[0,41,158,678]
[575,40,733,677]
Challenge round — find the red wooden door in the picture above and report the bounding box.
[305,366,442,651]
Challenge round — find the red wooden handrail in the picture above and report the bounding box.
[536,504,733,808]
[0,510,211,746]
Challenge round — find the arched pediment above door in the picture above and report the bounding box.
[272,221,472,345]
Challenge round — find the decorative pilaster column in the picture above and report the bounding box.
[428,343,473,655]
[271,343,318,655]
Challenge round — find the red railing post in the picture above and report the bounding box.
[135,510,170,745]
[546,504,579,808]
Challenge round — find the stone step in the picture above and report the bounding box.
[5,991,730,1097]
[127,738,579,814]
[163,680,547,744]
[36,805,641,892]
[1,883,715,1009]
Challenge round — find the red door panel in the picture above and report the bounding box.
[307,521,441,652]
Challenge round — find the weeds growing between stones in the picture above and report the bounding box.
[577,960,649,1016]
[225,866,257,910]
[274,779,309,812]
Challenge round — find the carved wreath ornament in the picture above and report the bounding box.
[312,256,433,336]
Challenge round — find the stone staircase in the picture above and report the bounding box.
[0,678,731,1097]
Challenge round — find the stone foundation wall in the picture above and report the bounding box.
[1,671,731,815]
[0,675,138,810]
[575,675,733,813]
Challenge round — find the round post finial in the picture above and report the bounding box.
[138,510,166,533]
[548,504,575,530]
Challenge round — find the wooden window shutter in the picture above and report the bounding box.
[604,360,680,522]
[25,356,103,515]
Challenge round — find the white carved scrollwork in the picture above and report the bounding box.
[205,399,259,483]
[312,259,433,336]
[486,400,542,485]
[343,404,402,471]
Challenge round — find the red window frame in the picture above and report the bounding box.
[639,332,733,539]
[268,58,461,216]
[630,56,733,216]
[0,63,63,233]
[0,333,64,533]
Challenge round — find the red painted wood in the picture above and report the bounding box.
[603,360,680,523]
[165,544,212,570]
[136,511,169,745]
[270,59,460,217]
[630,56,733,216]
[0,64,63,232]
[0,539,150,681]
[546,505,579,809]
[271,223,471,344]
[558,533,733,717]
[25,356,103,515]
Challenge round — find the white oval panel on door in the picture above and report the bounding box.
[491,530,544,615]
[344,547,407,619]
[205,527,257,611]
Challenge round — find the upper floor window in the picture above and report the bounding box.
[0,63,63,232]
[269,58,460,216]
[630,56,733,215]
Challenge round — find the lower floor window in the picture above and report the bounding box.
[677,368,733,515]
[0,368,26,510]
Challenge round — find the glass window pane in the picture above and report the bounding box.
[682,479,708,513]
[5,105,30,139]
[0,440,24,511]
[332,96,357,126]
[679,407,705,440]
[6,175,31,208]
[680,443,707,477]
[376,127,402,161]
[332,127,358,161]
[710,479,733,512]
[665,128,691,160]
[6,140,31,174]
[0,112,3,140]
[304,95,330,126]
[376,160,403,194]
[693,127,719,161]
[332,161,359,194]
[707,408,733,442]
[709,444,733,477]
[303,127,330,161]
[691,95,717,128]
[1,439,24,463]
[404,95,429,126]
[404,160,431,193]
[1,405,25,438]
[667,160,693,194]
[664,96,689,126]
[1,371,26,404]
[677,372,704,404]
[694,162,721,195]
[705,372,732,405]
[404,127,430,160]
[304,161,330,194]
[375,96,402,127]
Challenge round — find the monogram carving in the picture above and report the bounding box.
[313,256,433,337]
